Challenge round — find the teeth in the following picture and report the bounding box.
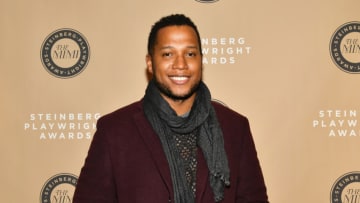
[171,76,187,81]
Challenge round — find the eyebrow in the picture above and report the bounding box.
[160,45,199,50]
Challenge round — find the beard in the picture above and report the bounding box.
[152,76,201,102]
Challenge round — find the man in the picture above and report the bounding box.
[73,14,268,203]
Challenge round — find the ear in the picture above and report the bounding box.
[145,54,153,74]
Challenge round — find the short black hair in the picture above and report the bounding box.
[147,14,202,56]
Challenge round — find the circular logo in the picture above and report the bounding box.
[330,171,360,203]
[330,22,360,73]
[40,173,78,203]
[41,28,90,78]
[195,0,219,3]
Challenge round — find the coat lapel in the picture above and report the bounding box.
[132,103,211,202]
[133,111,173,198]
[196,148,211,202]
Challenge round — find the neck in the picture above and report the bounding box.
[162,94,196,116]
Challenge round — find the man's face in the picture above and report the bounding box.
[146,25,202,101]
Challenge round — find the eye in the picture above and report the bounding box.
[162,52,172,57]
[186,52,197,57]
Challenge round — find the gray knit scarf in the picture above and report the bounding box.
[143,80,230,203]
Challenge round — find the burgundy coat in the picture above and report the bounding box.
[73,100,268,203]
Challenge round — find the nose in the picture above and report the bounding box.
[173,55,188,69]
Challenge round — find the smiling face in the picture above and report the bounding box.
[146,25,203,103]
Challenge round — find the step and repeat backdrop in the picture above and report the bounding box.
[1,0,360,202]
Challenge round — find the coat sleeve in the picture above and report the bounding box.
[236,118,269,203]
[73,117,117,203]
